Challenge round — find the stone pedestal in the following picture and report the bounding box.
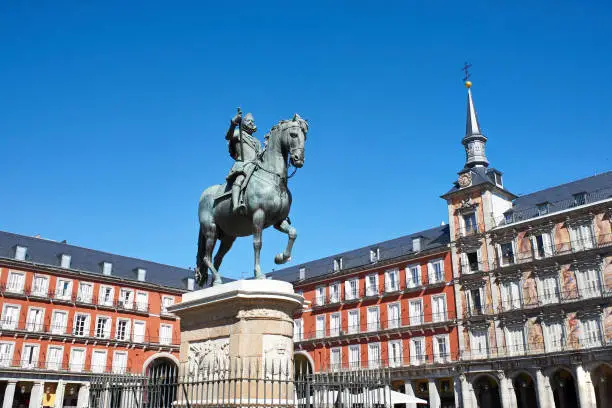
[168,279,303,406]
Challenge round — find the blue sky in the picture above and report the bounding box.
[1,1,610,280]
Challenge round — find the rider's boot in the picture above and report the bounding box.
[231,183,246,215]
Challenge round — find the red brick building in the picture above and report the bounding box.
[0,231,195,408]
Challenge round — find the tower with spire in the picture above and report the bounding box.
[462,81,489,169]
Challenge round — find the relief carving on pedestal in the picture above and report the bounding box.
[237,308,290,322]
[262,335,292,380]
[188,337,230,377]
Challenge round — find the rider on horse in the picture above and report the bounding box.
[225,110,262,215]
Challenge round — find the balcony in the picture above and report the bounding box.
[317,353,460,373]
[312,293,343,310]
[458,224,482,239]
[463,303,495,320]
[0,356,135,375]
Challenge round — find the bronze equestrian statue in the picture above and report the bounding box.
[196,111,309,286]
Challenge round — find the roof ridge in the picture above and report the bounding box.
[515,171,612,200]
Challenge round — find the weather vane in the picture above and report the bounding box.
[461,62,473,88]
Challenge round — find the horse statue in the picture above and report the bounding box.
[195,114,308,286]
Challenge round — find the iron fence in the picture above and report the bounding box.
[89,357,392,408]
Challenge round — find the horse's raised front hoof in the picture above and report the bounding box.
[274,253,289,265]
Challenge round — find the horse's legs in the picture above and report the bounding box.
[213,235,236,272]
[203,223,223,286]
[273,218,297,265]
[252,208,266,279]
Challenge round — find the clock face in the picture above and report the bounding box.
[458,173,472,188]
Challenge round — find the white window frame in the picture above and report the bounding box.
[410,337,426,365]
[315,286,326,306]
[347,309,360,334]
[505,326,525,356]
[315,315,325,339]
[388,339,403,367]
[60,254,72,269]
[6,271,25,294]
[365,274,379,297]
[46,345,64,370]
[77,282,94,303]
[330,347,342,370]
[133,320,146,343]
[102,262,113,276]
[1,303,21,330]
[538,276,559,305]
[344,278,359,300]
[366,306,379,332]
[569,222,594,251]
[543,320,564,352]
[31,274,49,297]
[498,241,516,266]
[0,341,15,368]
[427,258,444,283]
[98,285,115,307]
[119,288,135,310]
[470,330,488,359]
[433,334,450,363]
[333,257,343,272]
[406,264,421,287]
[462,211,478,236]
[25,307,45,332]
[91,349,108,373]
[50,309,69,334]
[95,315,112,339]
[580,317,601,348]
[136,291,149,312]
[161,295,175,314]
[73,313,90,337]
[115,318,131,341]
[329,312,341,337]
[21,343,40,369]
[69,347,86,372]
[348,344,360,369]
[531,232,554,259]
[370,248,380,263]
[112,351,129,374]
[409,299,423,326]
[294,318,303,341]
[368,342,381,369]
[159,323,173,345]
[329,282,340,303]
[55,278,73,301]
[384,268,400,292]
[431,294,447,322]
[576,268,601,299]
[387,302,401,329]
[15,246,27,261]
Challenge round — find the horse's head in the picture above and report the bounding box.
[282,113,308,168]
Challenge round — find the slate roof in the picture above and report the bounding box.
[443,166,515,197]
[501,171,612,225]
[267,224,450,284]
[0,230,197,290]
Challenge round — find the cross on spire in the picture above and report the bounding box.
[461,62,472,83]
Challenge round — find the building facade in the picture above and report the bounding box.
[0,231,196,408]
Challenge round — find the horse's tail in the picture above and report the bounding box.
[195,224,208,286]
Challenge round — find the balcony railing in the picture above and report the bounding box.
[458,224,482,238]
[317,353,459,372]
[0,357,135,374]
[494,287,611,315]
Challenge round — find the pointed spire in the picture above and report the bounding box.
[461,81,489,168]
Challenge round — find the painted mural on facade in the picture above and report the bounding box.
[554,222,571,253]
[560,264,579,299]
[522,270,538,306]
[526,317,544,351]
[566,312,580,349]
[594,212,612,244]
[603,255,612,291]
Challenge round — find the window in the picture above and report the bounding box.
[365,274,379,296]
[434,335,449,362]
[532,233,553,259]
[581,318,601,348]
[462,212,478,235]
[366,307,379,331]
[543,321,564,352]
[95,317,111,339]
[73,314,90,337]
[573,192,586,206]
[570,223,594,251]
[329,313,341,337]
[315,315,325,338]
[493,171,503,186]
[504,212,514,224]
[136,292,149,312]
[31,275,49,297]
[499,242,515,266]
[91,349,107,373]
[330,347,341,370]
[15,246,27,260]
[333,257,343,272]
[329,282,340,303]
[119,289,135,310]
[299,267,306,280]
[136,268,147,282]
[99,286,114,307]
[576,268,600,298]
[293,319,303,341]
[315,286,326,306]
[162,296,174,313]
[506,327,525,355]
[370,248,380,263]
[55,279,72,300]
[368,343,381,368]
[409,300,423,326]
[69,348,85,372]
[185,277,195,291]
[116,319,130,341]
[133,321,146,343]
[112,351,128,374]
[500,281,521,311]
[470,330,488,359]
[428,259,444,283]
[160,324,172,345]
[60,254,71,268]
[387,303,400,329]
[348,310,360,334]
[406,264,421,288]
[539,276,559,304]
[537,203,549,216]
[388,340,402,367]
[0,343,14,367]
[463,251,479,273]
[410,337,425,365]
[77,282,93,303]
[25,308,44,332]
[431,295,447,322]
[1,304,20,330]
[466,287,484,316]
[344,278,358,300]
[385,268,399,292]
[21,344,40,369]
[51,310,68,334]
[102,262,113,276]
[348,344,360,369]
[46,346,63,370]
[7,271,25,293]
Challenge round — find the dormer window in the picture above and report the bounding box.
[60,254,71,269]
[573,192,586,206]
[15,246,27,261]
[101,262,112,276]
[504,212,514,224]
[136,268,146,282]
[299,267,306,280]
[412,237,422,252]
[537,203,549,216]
[333,257,343,272]
[487,169,503,187]
[370,248,380,263]
[184,277,195,291]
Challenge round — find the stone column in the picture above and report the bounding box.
[76,384,90,408]
[453,376,462,408]
[535,369,555,408]
[29,381,44,408]
[428,379,441,408]
[575,365,597,408]
[404,379,417,408]
[168,279,303,406]
[2,381,17,408]
[460,375,474,408]
[499,374,518,408]
[53,381,65,408]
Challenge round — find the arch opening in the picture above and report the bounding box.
[513,373,537,408]
[473,375,501,408]
[592,364,612,408]
[551,369,578,408]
